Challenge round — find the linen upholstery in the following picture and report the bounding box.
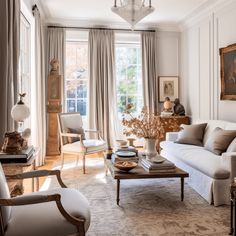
[161,141,229,179]
[161,119,236,206]
[5,188,90,236]
[67,127,85,143]
[204,127,236,155]
[0,165,11,229]
[62,139,107,153]
[175,123,207,146]
[227,137,236,152]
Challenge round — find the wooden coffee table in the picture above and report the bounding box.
[105,158,189,205]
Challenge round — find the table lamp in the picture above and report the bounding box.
[11,93,30,132]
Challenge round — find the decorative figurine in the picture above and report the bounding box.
[173,98,185,116]
[163,97,172,112]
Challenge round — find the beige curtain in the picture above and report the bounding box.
[141,31,158,114]
[88,29,119,148]
[47,27,65,105]
[0,0,20,145]
[32,5,46,166]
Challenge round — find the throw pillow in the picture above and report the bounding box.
[205,127,236,155]
[226,137,236,152]
[67,128,85,144]
[175,123,207,146]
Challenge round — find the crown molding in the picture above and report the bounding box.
[179,0,236,31]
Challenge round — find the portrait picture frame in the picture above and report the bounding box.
[219,43,236,100]
[158,76,179,102]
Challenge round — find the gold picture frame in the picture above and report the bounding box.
[219,43,236,100]
[158,76,179,102]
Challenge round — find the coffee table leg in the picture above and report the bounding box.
[117,179,120,205]
[181,177,184,201]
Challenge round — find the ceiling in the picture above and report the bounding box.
[39,0,214,29]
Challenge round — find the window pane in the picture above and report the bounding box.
[116,44,143,116]
[65,40,88,116]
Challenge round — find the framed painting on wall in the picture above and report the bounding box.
[220,43,236,100]
[159,76,179,102]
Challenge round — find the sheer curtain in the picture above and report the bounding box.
[32,5,46,166]
[141,31,158,114]
[0,0,20,145]
[88,29,119,148]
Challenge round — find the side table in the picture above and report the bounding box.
[2,148,39,197]
[230,183,236,235]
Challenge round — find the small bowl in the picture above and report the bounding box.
[114,161,137,172]
[116,140,128,146]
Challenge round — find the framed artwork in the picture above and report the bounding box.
[159,76,179,102]
[220,43,236,100]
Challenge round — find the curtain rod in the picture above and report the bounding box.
[47,25,156,33]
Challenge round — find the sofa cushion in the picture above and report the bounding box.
[175,123,207,146]
[227,138,236,152]
[160,141,230,179]
[67,127,85,143]
[205,127,236,155]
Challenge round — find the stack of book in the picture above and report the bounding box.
[0,146,35,163]
[141,158,176,173]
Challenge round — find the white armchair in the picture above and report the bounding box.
[0,164,90,236]
[57,112,107,173]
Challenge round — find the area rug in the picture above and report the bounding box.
[40,157,230,236]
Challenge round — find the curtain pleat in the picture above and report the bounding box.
[0,0,20,145]
[47,28,65,107]
[32,6,46,166]
[88,29,119,148]
[141,31,158,114]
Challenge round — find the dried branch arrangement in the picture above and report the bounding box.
[122,104,180,140]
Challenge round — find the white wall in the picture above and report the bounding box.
[156,31,180,108]
[181,0,236,122]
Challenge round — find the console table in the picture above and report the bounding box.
[2,148,39,197]
[157,116,190,150]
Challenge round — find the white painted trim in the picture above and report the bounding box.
[179,0,235,31]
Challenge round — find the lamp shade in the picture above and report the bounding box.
[11,103,30,122]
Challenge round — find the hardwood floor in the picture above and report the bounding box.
[23,153,101,193]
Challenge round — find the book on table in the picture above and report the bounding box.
[0,146,35,163]
[141,158,176,173]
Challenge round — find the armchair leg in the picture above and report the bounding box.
[76,155,79,166]
[61,153,65,169]
[82,155,86,174]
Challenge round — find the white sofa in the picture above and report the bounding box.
[160,120,236,206]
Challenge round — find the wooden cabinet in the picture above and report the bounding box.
[157,116,190,150]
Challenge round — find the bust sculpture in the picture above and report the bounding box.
[163,97,172,112]
[173,98,185,116]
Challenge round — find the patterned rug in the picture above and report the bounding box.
[40,157,230,236]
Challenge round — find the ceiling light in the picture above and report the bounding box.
[111,0,154,30]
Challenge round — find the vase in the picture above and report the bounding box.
[145,138,158,160]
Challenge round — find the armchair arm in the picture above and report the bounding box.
[0,194,60,206]
[221,152,236,181]
[61,133,83,138]
[60,133,85,146]
[0,194,85,235]
[6,169,67,188]
[84,129,103,140]
[165,132,179,142]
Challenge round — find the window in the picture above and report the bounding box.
[19,10,32,130]
[116,43,143,116]
[65,32,88,121]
